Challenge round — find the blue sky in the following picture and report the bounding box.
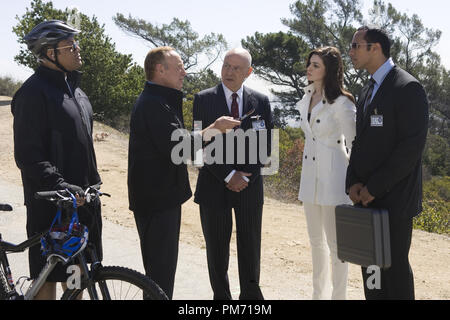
[1,0,449,95]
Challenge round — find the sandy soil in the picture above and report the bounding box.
[0,95,448,300]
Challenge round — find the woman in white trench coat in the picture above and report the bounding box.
[296,47,356,300]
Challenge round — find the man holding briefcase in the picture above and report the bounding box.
[346,27,429,300]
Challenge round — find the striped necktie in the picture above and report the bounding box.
[231,93,239,119]
[363,77,376,115]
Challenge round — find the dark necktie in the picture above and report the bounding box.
[363,77,376,115]
[231,93,239,119]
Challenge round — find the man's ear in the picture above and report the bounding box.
[246,66,253,77]
[153,63,164,77]
[372,43,382,54]
[46,48,55,59]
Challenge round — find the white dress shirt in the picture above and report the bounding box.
[369,57,395,103]
[222,83,244,118]
[221,83,249,183]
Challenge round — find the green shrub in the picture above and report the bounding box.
[413,176,450,235]
[0,76,22,97]
[423,134,450,176]
[264,127,304,202]
[264,127,449,236]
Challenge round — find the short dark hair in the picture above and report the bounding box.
[357,26,391,58]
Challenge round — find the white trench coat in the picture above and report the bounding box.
[297,84,356,206]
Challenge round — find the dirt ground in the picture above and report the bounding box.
[1,96,448,300]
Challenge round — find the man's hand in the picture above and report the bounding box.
[226,171,252,192]
[212,116,241,133]
[349,183,364,204]
[75,194,86,207]
[211,116,241,133]
[360,186,375,207]
[201,116,240,142]
[59,182,86,207]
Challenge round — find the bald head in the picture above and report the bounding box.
[224,48,252,68]
[221,48,253,92]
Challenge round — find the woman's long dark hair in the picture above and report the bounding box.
[306,46,355,104]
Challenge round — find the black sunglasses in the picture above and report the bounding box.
[350,42,374,50]
[55,41,79,52]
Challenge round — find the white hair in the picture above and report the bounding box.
[225,48,252,67]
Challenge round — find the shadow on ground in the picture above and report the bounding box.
[0,100,12,107]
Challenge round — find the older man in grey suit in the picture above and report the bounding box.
[193,48,273,300]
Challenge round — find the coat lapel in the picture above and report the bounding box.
[299,84,314,135]
[242,86,254,116]
[356,83,372,135]
[309,84,327,127]
[215,84,232,117]
[360,67,396,133]
[309,99,326,126]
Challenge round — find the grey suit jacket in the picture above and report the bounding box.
[193,84,273,208]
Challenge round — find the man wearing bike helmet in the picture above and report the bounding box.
[11,20,103,299]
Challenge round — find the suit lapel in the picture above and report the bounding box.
[242,86,254,116]
[215,84,231,117]
[359,67,397,134]
[356,84,371,135]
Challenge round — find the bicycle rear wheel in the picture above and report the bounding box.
[61,266,168,300]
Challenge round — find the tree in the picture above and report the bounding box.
[113,13,229,129]
[243,31,310,123]
[368,0,449,142]
[242,0,448,134]
[113,14,227,89]
[242,0,365,125]
[13,0,145,127]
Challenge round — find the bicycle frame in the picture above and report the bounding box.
[25,256,60,300]
[0,231,42,299]
[1,186,114,300]
[0,229,109,300]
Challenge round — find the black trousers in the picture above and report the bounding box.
[133,206,181,299]
[199,202,264,300]
[361,216,415,300]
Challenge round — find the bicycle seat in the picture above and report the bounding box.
[41,222,89,264]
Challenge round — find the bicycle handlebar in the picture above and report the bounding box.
[34,190,68,200]
[34,184,109,202]
[0,204,13,211]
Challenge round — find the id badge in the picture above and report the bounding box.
[252,119,266,130]
[370,115,383,127]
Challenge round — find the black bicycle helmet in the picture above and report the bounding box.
[24,20,80,72]
[24,19,80,57]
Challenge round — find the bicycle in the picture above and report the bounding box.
[0,185,168,300]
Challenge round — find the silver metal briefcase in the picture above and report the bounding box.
[335,204,391,269]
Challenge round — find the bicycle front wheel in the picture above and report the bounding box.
[0,268,9,300]
[61,266,168,300]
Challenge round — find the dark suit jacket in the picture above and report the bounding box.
[128,83,192,212]
[193,84,273,208]
[346,66,429,219]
